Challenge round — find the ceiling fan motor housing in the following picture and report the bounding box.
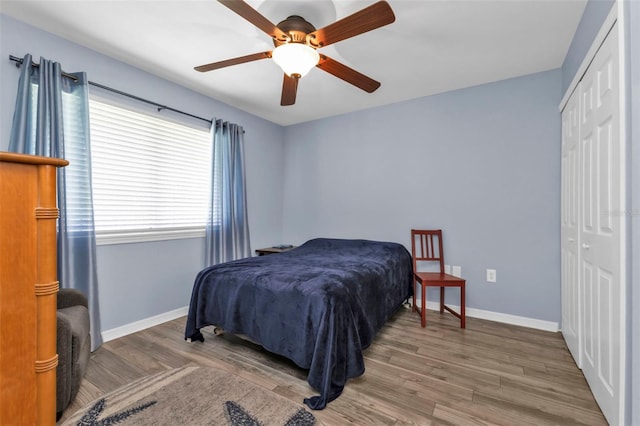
[274,15,316,46]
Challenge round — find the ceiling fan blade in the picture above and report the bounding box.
[218,0,289,42]
[306,1,395,48]
[316,55,381,93]
[281,74,299,106]
[194,51,271,72]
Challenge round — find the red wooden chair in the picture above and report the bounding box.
[410,229,466,328]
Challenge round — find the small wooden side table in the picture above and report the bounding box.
[255,245,296,256]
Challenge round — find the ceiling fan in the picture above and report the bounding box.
[195,0,396,106]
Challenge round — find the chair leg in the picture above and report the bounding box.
[460,284,466,329]
[439,287,445,313]
[421,283,426,328]
[412,281,417,313]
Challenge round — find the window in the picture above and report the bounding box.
[24,82,97,234]
[89,97,211,244]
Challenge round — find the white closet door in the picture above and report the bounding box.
[579,24,624,425]
[561,87,581,366]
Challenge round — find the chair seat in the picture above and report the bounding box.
[415,272,466,285]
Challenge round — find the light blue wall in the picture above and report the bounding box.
[282,69,562,323]
[0,14,286,331]
[561,0,615,93]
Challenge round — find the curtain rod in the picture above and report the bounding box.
[9,54,213,126]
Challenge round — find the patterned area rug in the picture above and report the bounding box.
[62,366,321,425]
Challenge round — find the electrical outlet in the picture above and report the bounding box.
[444,264,451,274]
[486,269,497,282]
[452,265,462,277]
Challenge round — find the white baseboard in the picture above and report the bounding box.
[101,305,189,342]
[101,302,559,343]
[419,301,559,332]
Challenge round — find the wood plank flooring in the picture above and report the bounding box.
[58,308,607,425]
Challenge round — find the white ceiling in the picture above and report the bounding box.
[1,0,586,126]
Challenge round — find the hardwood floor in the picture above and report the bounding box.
[58,308,607,425]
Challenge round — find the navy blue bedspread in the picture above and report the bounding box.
[184,238,413,410]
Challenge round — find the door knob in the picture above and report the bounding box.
[568,238,575,243]
[582,243,591,249]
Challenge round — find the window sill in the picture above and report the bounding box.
[96,227,206,245]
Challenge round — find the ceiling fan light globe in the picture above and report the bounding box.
[272,43,319,78]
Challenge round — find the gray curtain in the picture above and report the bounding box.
[9,54,103,350]
[205,118,251,266]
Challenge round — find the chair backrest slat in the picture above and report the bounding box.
[411,229,445,274]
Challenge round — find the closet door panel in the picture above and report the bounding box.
[560,87,581,365]
[582,261,595,365]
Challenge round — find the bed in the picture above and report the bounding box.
[184,238,413,409]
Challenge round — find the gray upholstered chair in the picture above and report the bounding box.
[56,288,91,419]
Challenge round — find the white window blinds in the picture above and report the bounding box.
[89,98,211,242]
[61,88,97,233]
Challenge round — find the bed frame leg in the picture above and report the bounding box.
[185,331,205,343]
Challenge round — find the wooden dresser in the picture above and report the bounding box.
[0,152,68,425]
